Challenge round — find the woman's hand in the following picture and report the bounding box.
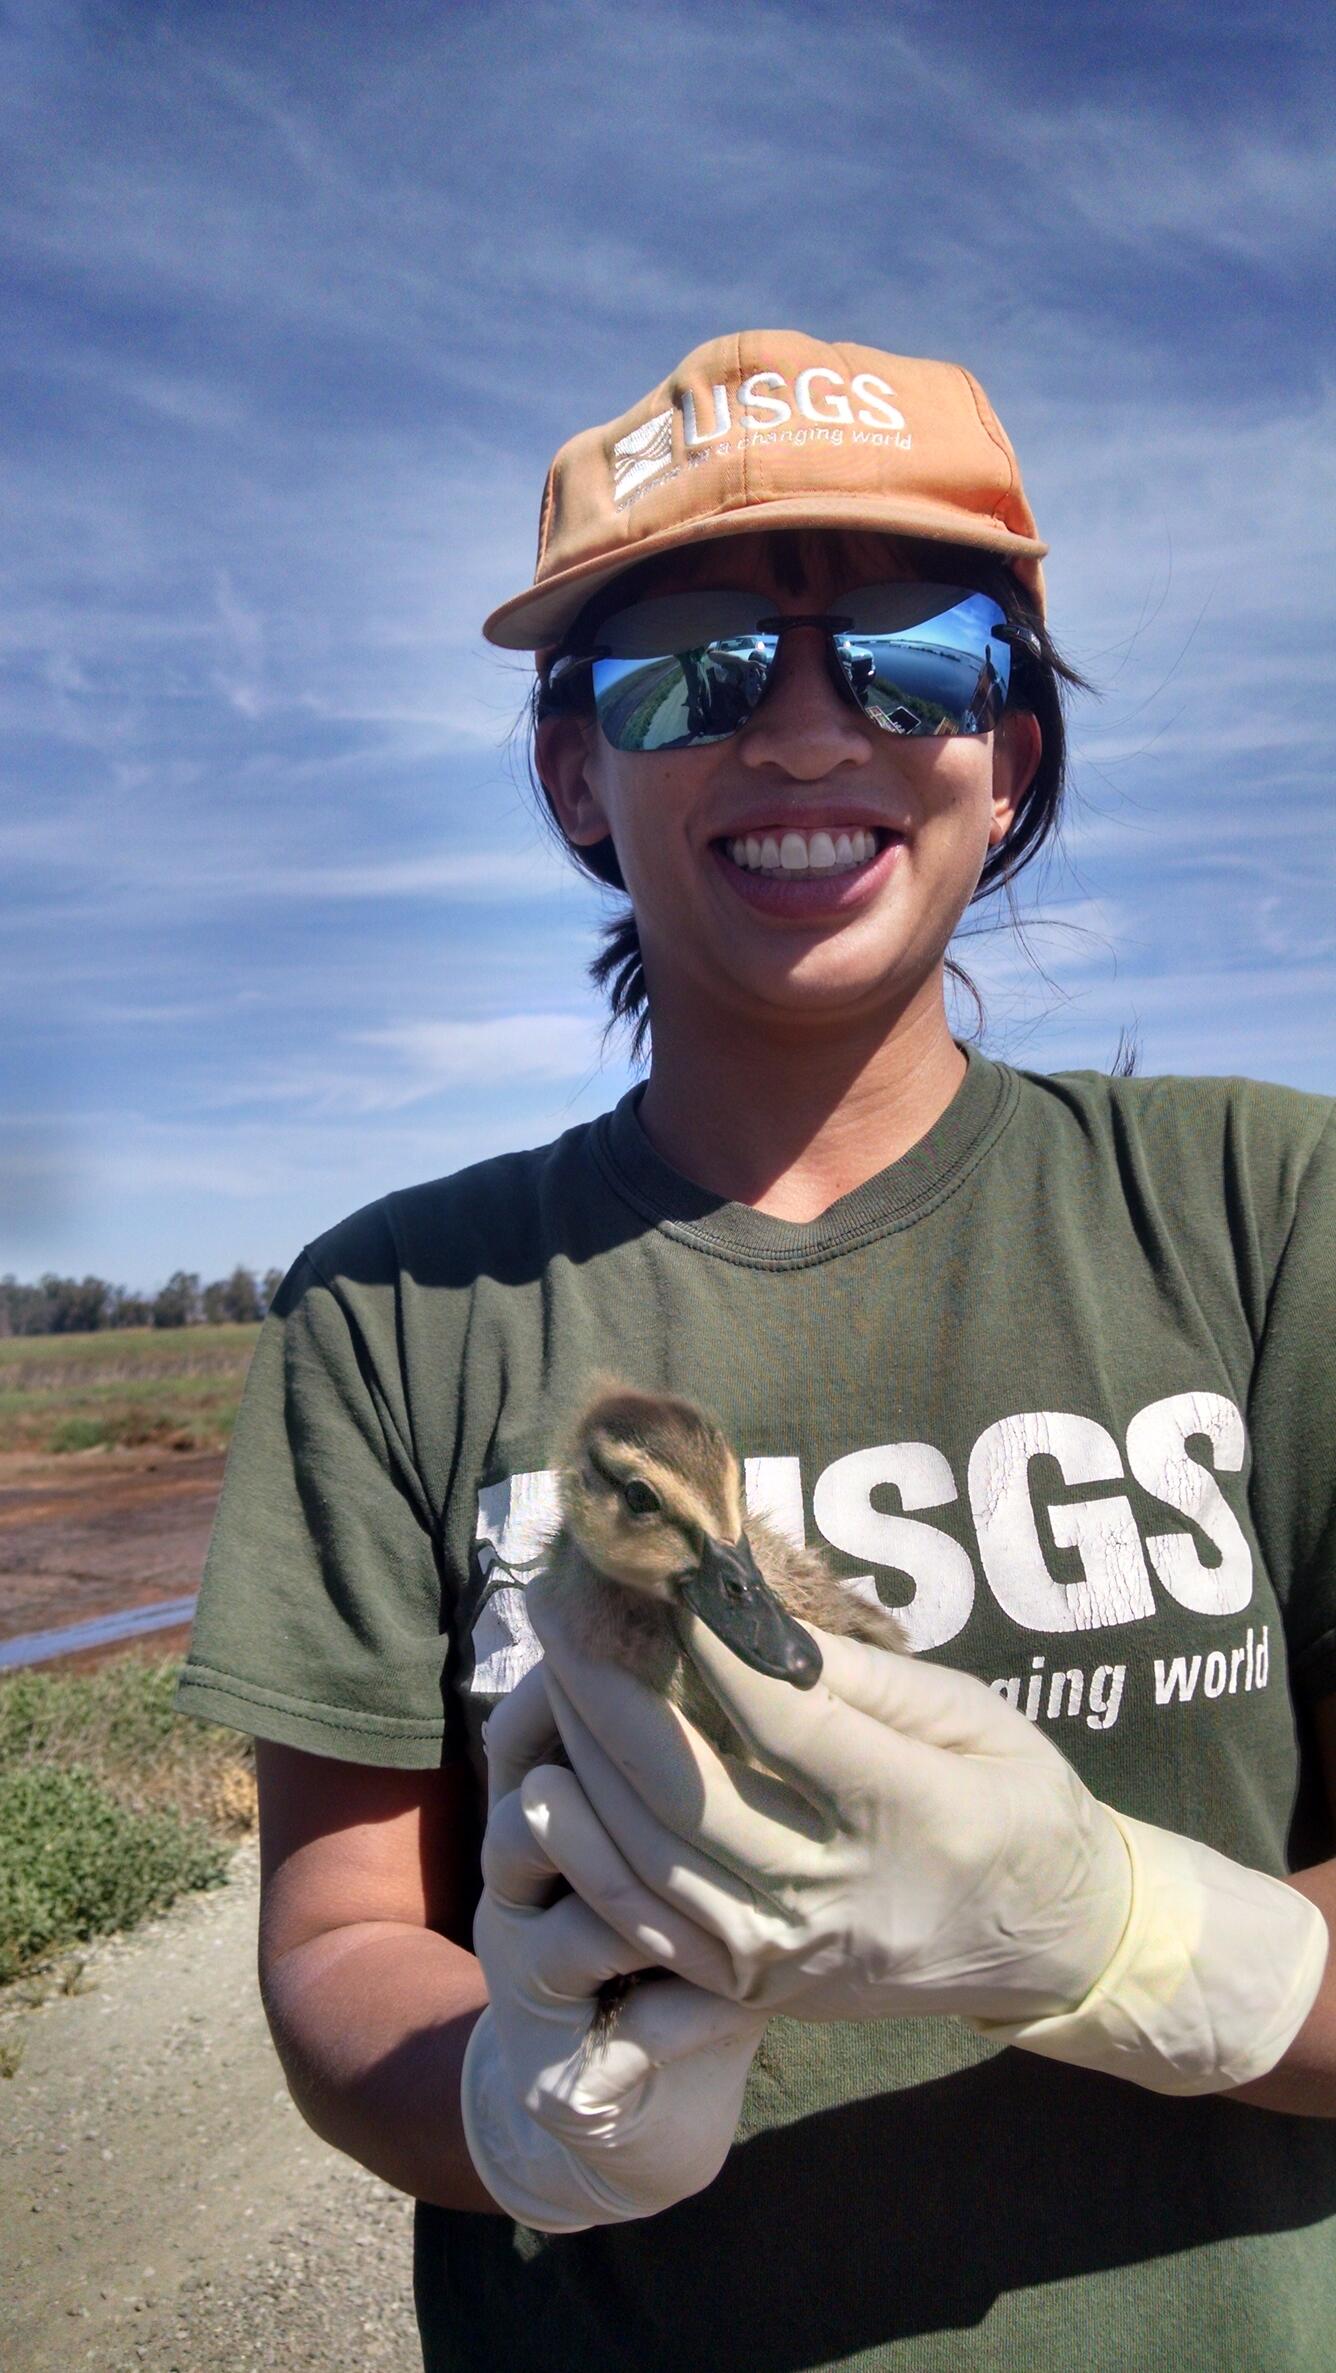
[462,1687,766,2233]
[519,1597,1131,2026]
[517,1591,1328,2097]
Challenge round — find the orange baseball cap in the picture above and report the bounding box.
[483,329,1047,650]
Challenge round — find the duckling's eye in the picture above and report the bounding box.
[623,1480,660,1517]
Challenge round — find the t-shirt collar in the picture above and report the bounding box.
[592,1042,1017,1266]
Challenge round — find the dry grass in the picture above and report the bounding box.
[0,1324,259,1455]
[0,1653,256,1832]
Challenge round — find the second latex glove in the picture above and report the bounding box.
[461,1675,766,2235]
[525,1587,1130,2027]
[523,1582,1327,2094]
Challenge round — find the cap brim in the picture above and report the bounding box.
[483,493,1047,649]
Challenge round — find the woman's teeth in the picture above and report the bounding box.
[726,827,880,876]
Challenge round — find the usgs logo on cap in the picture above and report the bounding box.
[613,365,908,504]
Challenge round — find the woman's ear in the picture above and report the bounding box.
[989,709,1041,847]
[535,712,612,849]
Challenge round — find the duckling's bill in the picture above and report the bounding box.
[679,1533,823,1689]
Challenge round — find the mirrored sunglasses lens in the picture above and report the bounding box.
[835,592,1011,736]
[592,640,773,751]
[585,588,1015,749]
[595,592,766,657]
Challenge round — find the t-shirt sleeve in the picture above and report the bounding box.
[1248,1101,1336,1707]
[174,1246,458,1766]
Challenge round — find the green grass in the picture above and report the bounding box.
[0,1323,259,1455]
[0,1766,228,1985]
[0,1657,256,1989]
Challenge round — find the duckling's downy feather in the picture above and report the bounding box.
[541,1380,904,1761]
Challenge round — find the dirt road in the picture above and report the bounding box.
[2,1843,423,2372]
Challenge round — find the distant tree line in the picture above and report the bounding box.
[0,1266,285,1337]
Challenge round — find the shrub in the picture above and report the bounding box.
[0,1658,256,1985]
[47,1415,110,1453]
[0,1764,227,1984]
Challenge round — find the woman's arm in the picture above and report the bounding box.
[1226,1693,1336,2116]
[255,1740,500,2212]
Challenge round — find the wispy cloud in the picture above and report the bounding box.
[3,0,1331,1278]
[354,1014,603,1088]
[204,1011,610,1118]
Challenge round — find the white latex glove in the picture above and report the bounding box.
[523,1589,1328,2098]
[460,1670,766,2234]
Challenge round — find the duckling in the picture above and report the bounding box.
[533,1380,905,2044]
[538,1378,904,1764]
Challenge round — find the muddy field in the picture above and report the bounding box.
[0,1446,224,1668]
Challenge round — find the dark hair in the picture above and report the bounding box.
[527,531,1089,1064]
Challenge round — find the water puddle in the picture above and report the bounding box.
[0,1594,198,1671]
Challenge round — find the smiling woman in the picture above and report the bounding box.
[176,330,1336,2373]
[529,524,1083,1065]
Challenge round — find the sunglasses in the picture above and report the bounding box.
[548,583,1040,754]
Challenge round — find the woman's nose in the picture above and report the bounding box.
[737,627,872,778]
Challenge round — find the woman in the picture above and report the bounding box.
[178,332,1336,2371]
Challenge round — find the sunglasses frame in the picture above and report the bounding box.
[546,584,1042,753]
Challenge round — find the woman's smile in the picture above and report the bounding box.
[709,817,904,916]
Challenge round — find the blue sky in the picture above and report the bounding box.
[4,0,1333,1288]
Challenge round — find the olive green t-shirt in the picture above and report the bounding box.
[178,1049,1336,2372]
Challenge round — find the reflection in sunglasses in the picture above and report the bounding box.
[587,595,1014,752]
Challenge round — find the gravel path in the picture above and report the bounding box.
[1,1842,423,2372]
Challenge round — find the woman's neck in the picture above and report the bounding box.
[635,986,967,1222]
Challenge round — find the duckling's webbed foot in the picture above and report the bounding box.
[585,1967,675,2058]
[590,1970,639,2048]
[582,1970,646,2064]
